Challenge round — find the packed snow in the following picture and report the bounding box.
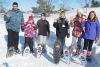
[0,7,100,67]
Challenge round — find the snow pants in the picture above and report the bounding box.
[7,29,19,50]
[24,37,34,52]
[83,39,94,51]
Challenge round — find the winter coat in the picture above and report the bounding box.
[53,17,70,38]
[4,9,24,32]
[22,23,37,38]
[37,19,50,36]
[81,20,100,40]
[70,17,85,37]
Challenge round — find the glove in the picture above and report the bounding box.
[48,32,50,39]
[21,26,24,32]
[67,33,70,38]
[67,29,70,38]
[95,37,99,43]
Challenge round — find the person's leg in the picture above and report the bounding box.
[7,29,13,49]
[87,40,94,56]
[76,37,82,55]
[83,39,89,50]
[77,37,82,50]
[72,36,78,50]
[37,35,43,53]
[38,35,43,46]
[70,36,78,56]
[13,31,19,51]
[60,37,65,56]
[29,38,34,52]
[42,36,47,53]
[88,40,94,51]
[24,37,29,49]
[83,39,89,58]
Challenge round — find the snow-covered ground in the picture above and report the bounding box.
[0,7,100,67]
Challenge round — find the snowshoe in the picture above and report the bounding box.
[64,50,71,64]
[22,46,30,56]
[53,39,62,64]
[15,49,21,54]
[36,45,42,58]
[30,49,35,54]
[42,46,47,53]
[42,49,47,53]
[6,47,15,58]
[79,55,87,65]
[86,55,92,62]
[75,44,81,56]
[60,48,71,64]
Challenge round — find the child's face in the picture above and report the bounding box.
[60,13,65,18]
[41,16,46,20]
[90,13,95,20]
[28,20,33,24]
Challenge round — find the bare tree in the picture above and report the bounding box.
[0,0,4,13]
[0,0,10,13]
[60,0,70,11]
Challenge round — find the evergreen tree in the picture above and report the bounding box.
[32,0,54,15]
[91,0,100,7]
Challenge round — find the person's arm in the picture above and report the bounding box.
[33,24,38,30]
[21,12,24,32]
[21,12,24,23]
[46,20,50,33]
[65,19,70,29]
[46,20,50,38]
[96,22,100,43]
[80,21,86,32]
[53,19,58,28]
[36,20,39,29]
[4,10,11,22]
[21,22,27,32]
[65,19,70,38]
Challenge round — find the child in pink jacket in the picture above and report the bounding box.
[22,15,37,53]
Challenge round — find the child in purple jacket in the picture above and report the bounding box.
[22,15,37,53]
[81,11,100,59]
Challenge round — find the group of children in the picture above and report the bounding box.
[22,10,100,61]
[21,13,50,54]
[70,10,100,60]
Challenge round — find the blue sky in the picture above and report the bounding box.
[2,0,100,11]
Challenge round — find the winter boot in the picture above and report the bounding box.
[6,46,15,57]
[30,48,35,54]
[86,51,92,61]
[15,49,20,54]
[83,50,87,59]
[41,45,47,53]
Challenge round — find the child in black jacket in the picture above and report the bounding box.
[53,10,70,56]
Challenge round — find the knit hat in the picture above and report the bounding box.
[41,13,46,17]
[28,15,34,21]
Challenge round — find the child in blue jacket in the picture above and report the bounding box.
[81,11,100,59]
